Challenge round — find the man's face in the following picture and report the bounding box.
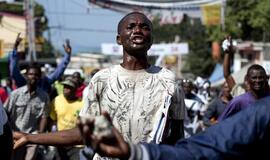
[63,85,75,100]
[26,68,40,86]
[247,69,267,92]
[117,13,153,56]
[72,72,81,85]
[182,82,193,95]
[222,82,231,97]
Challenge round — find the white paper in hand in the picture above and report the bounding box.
[222,39,237,51]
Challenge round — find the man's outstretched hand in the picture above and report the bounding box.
[13,131,28,150]
[14,33,23,50]
[78,112,130,159]
[63,39,72,55]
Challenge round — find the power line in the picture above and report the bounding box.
[46,11,118,17]
[49,26,115,33]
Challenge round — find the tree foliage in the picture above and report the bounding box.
[152,0,270,77]
[153,15,215,78]
[208,0,270,42]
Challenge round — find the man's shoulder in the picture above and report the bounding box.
[232,92,253,102]
[36,87,49,95]
[228,93,254,108]
[53,94,65,102]
[90,65,117,82]
[10,86,26,94]
[151,66,176,81]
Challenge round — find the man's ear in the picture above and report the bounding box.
[116,35,122,45]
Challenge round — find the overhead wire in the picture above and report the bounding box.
[49,26,115,33]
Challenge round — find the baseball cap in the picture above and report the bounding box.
[62,79,76,88]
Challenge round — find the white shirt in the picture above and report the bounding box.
[80,65,185,144]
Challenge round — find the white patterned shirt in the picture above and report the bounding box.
[80,65,185,144]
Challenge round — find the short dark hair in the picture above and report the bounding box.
[117,12,152,34]
[247,64,267,76]
[26,63,41,76]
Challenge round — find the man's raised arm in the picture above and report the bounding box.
[46,39,71,84]
[223,36,236,91]
[9,33,27,87]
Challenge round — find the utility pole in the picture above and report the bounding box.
[221,0,226,31]
[24,0,36,62]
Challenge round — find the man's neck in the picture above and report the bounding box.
[121,52,150,70]
[27,85,37,94]
[65,95,78,102]
[249,90,267,99]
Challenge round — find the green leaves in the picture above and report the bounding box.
[225,0,270,41]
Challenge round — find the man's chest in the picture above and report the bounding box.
[14,94,46,115]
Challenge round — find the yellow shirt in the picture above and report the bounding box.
[50,94,83,131]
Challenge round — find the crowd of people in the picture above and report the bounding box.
[1,12,270,160]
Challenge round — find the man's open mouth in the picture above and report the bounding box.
[131,35,144,44]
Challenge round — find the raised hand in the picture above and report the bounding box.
[63,39,72,55]
[14,33,23,50]
[222,36,236,54]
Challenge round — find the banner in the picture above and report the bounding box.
[201,4,221,25]
[89,0,224,25]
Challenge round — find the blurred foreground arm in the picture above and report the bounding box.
[13,127,83,149]
[80,97,270,160]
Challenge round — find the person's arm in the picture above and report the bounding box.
[0,102,13,160]
[165,119,184,145]
[13,127,83,149]
[3,92,16,120]
[39,117,48,133]
[202,99,218,127]
[223,37,236,91]
[166,84,186,144]
[145,97,270,160]
[39,94,51,133]
[9,33,27,87]
[46,39,71,84]
[78,97,270,160]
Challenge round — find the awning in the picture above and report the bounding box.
[209,63,223,84]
